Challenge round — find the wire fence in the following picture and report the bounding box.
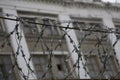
[0,13,120,80]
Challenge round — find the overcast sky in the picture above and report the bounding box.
[102,0,120,3]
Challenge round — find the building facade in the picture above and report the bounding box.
[0,0,120,80]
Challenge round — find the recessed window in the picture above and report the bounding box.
[0,55,16,80]
[32,55,52,79]
[22,17,38,35]
[0,65,5,80]
[32,55,71,79]
[22,17,61,38]
[57,64,62,71]
[72,18,103,40]
[102,56,120,78]
[20,14,68,52]
[42,18,59,36]
[85,55,101,79]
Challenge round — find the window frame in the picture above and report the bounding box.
[71,18,103,41]
[40,18,61,37]
[18,13,62,38]
[84,54,102,78]
[31,52,75,79]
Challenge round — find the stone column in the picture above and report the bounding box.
[102,17,120,67]
[58,14,90,79]
[3,8,37,80]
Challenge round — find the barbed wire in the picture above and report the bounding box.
[0,13,120,80]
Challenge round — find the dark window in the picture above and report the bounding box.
[0,65,5,80]
[0,55,16,80]
[57,64,62,71]
[55,55,71,78]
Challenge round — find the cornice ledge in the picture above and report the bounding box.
[41,0,120,11]
[6,0,120,12]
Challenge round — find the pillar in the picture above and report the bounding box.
[2,8,37,80]
[58,14,90,79]
[102,17,120,67]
